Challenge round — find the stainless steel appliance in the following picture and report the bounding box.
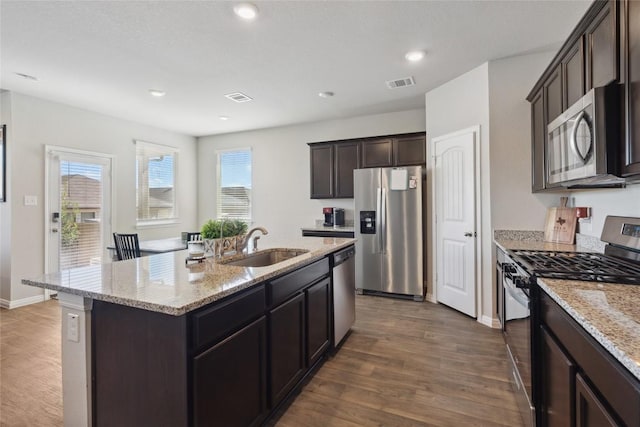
[354,166,423,300]
[332,246,356,346]
[323,207,345,227]
[502,215,640,427]
[547,86,622,187]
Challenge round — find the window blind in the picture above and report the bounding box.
[59,160,104,270]
[216,149,252,221]
[136,141,178,222]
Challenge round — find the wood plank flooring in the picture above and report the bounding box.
[0,296,524,427]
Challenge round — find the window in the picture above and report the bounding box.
[216,148,252,221]
[136,140,178,224]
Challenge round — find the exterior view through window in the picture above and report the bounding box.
[217,148,252,221]
[136,141,178,223]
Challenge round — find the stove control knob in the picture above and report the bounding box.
[514,277,529,289]
[503,264,517,274]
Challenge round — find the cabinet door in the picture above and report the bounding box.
[334,141,360,198]
[193,316,267,427]
[269,293,305,407]
[541,327,576,427]
[586,1,618,89]
[310,144,334,198]
[546,65,563,125]
[392,134,426,166]
[562,38,585,110]
[576,373,620,427]
[530,88,546,192]
[623,0,640,176]
[306,278,331,366]
[361,138,393,168]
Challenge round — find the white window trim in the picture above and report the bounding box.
[216,147,253,222]
[135,139,179,227]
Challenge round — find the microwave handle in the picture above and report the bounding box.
[570,110,590,163]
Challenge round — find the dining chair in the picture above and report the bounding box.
[186,232,202,242]
[113,233,141,261]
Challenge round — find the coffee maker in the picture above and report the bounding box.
[323,207,345,227]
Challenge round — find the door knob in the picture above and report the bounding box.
[51,228,59,233]
[464,232,474,237]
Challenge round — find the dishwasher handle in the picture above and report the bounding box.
[334,246,356,267]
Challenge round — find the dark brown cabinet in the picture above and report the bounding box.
[309,144,334,198]
[546,65,563,126]
[575,373,620,427]
[392,134,427,166]
[361,138,393,168]
[306,277,331,366]
[334,141,360,198]
[622,0,640,176]
[309,132,425,198]
[536,290,640,427]
[540,327,576,427]
[269,292,306,407]
[562,39,585,110]
[193,316,268,427]
[531,88,546,192]
[586,1,618,89]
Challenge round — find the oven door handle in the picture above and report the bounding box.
[505,280,529,309]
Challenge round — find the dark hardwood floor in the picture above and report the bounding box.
[0,296,523,426]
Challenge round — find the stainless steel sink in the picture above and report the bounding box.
[220,248,309,267]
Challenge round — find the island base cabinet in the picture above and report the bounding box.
[576,373,620,427]
[193,316,267,427]
[269,293,306,408]
[540,326,576,427]
[306,278,331,367]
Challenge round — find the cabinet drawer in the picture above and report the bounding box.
[191,285,266,351]
[540,291,640,426]
[269,258,330,307]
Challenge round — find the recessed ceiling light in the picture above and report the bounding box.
[219,116,230,121]
[318,91,334,98]
[405,50,426,62]
[15,72,38,81]
[149,89,166,97]
[233,3,259,20]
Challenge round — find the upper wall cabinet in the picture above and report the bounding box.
[622,0,640,176]
[309,132,426,199]
[526,0,633,192]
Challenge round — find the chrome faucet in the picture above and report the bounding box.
[242,226,269,252]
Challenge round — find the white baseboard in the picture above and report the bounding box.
[479,314,501,329]
[0,294,46,309]
[425,292,437,303]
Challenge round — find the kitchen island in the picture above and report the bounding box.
[23,236,356,427]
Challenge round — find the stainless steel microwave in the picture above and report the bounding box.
[546,86,623,187]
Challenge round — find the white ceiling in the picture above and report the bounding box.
[1,1,591,137]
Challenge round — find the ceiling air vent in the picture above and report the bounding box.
[224,92,253,103]
[386,76,415,89]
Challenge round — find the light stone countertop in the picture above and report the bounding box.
[23,237,356,316]
[495,238,640,381]
[301,225,355,233]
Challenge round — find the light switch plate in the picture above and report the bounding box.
[24,195,38,206]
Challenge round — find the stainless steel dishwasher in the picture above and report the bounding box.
[332,246,356,346]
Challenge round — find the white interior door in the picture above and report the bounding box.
[46,147,113,294]
[433,128,477,317]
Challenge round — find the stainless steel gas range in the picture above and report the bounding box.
[498,216,640,427]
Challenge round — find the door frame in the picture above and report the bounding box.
[44,145,116,299]
[430,126,482,319]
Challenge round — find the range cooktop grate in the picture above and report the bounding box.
[510,250,640,285]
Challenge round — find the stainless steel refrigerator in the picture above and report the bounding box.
[354,166,424,301]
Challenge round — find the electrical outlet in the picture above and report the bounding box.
[67,313,79,342]
[24,195,38,206]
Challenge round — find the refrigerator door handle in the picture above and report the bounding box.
[381,188,387,254]
[376,187,383,253]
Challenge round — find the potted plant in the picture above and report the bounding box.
[201,219,248,256]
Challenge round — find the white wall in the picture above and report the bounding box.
[488,52,562,231]
[569,186,640,237]
[425,63,492,321]
[197,109,426,241]
[0,92,197,306]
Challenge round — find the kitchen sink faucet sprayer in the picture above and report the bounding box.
[242,227,269,252]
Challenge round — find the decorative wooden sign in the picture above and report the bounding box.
[544,207,577,244]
